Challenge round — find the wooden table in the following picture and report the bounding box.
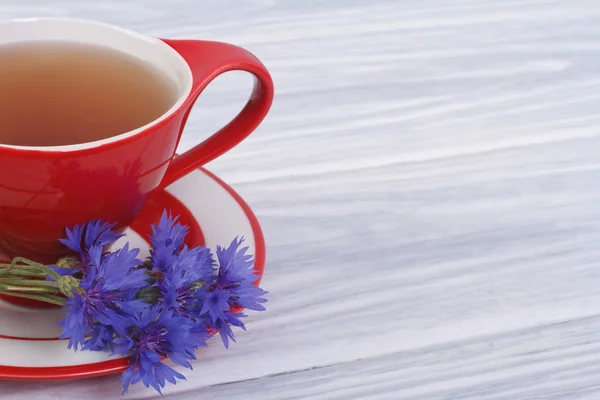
[3,0,600,398]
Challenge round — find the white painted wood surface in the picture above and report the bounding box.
[2,0,600,398]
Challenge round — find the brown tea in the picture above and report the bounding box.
[0,41,178,146]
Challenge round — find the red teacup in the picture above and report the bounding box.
[0,18,274,263]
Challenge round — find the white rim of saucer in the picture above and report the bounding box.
[0,168,265,378]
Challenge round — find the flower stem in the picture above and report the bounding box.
[0,268,47,278]
[0,290,66,306]
[10,257,62,282]
[0,257,76,304]
[0,278,60,288]
[0,285,59,293]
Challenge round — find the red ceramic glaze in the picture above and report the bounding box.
[0,19,274,264]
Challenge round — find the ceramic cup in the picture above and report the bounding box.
[0,18,274,263]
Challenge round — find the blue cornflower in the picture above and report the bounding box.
[84,220,124,249]
[149,211,188,250]
[113,306,206,395]
[205,312,247,349]
[82,323,116,352]
[157,246,215,319]
[170,245,216,285]
[50,212,268,395]
[60,220,123,254]
[57,244,149,350]
[214,237,258,284]
[58,291,86,349]
[215,238,267,312]
[59,223,86,254]
[199,287,230,323]
[148,211,216,318]
[148,211,188,271]
[59,219,123,267]
[197,237,267,348]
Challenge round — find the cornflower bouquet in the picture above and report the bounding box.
[0,210,267,394]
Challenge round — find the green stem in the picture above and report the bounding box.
[0,263,25,269]
[10,257,62,281]
[0,278,60,288]
[0,258,79,300]
[0,290,66,306]
[0,263,46,271]
[0,285,59,293]
[0,269,47,278]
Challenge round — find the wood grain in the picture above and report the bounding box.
[3,0,600,398]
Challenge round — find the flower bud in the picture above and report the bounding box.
[56,256,81,270]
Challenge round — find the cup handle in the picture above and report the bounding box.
[158,39,274,188]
